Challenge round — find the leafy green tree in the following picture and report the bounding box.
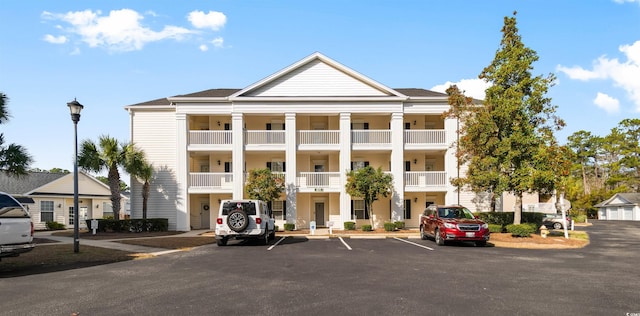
[567,130,600,195]
[245,168,285,205]
[0,92,33,176]
[124,148,153,219]
[345,166,394,227]
[78,135,141,219]
[446,12,564,224]
[96,176,129,192]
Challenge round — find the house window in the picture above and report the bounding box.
[271,200,286,221]
[103,202,114,218]
[40,201,54,222]
[351,161,369,171]
[267,161,285,172]
[352,200,368,219]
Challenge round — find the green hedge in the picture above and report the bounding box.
[506,224,535,237]
[85,218,169,232]
[361,224,372,231]
[46,221,66,230]
[393,221,405,230]
[284,223,295,231]
[475,212,545,229]
[344,221,356,230]
[488,224,503,233]
[383,222,396,231]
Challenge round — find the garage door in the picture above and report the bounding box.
[624,207,633,220]
[609,208,619,220]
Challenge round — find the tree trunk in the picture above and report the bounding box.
[142,181,150,219]
[513,193,522,225]
[108,167,121,220]
[367,201,374,228]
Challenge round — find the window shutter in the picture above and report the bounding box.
[364,161,369,167]
[351,200,354,219]
[224,162,231,173]
[283,162,286,172]
[283,200,287,220]
[363,123,369,130]
[266,123,272,130]
[405,199,411,219]
[266,162,272,169]
[405,161,411,171]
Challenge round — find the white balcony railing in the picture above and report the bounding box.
[297,172,341,189]
[405,130,446,145]
[189,172,233,189]
[297,130,340,145]
[404,171,447,186]
[189,131,232,145]
[351,130,391,145]
[245,130,285,145]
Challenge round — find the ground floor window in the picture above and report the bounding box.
[270,200,286,220]
[352,200,369,219]
[40,200,54,222]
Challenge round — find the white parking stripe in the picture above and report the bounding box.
[393,237,434,251]
[268,236,287,251]
[338,237,353,250]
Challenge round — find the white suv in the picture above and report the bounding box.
[215,200,275,246]
[0,192,35,260]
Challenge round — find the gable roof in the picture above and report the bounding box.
[595,193,640,207]
[0,172,67,195]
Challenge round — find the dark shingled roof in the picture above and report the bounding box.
[0,172,67,195]
[129,87,447,106]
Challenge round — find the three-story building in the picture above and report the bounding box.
[125,52,486,231]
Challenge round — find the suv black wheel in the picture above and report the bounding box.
[269,229,276,241]
[227,209,249,232]
[420,226,427,240]
[435,228,445,246]
[262,229,270,245]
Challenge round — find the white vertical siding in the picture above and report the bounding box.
[130,110,179,230]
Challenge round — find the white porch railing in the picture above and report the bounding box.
[297,130,340,145]
[351,130,391,144]
[245,130,285,145]
[298,172,341,189]
[189,130,232,145]
[190,172,233,188]
[404,130,446,144]
[404,171,447,186]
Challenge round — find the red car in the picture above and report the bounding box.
[419,205,490,247]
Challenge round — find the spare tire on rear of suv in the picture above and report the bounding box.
[227,208,249,232]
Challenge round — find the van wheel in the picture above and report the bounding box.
[217,237,228,246]
[227,209,249,232]
[420,226,427,240]
[435,228,445,246]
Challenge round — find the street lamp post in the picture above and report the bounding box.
[67,99,83,253]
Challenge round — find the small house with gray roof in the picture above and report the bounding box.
[595,193,640,221]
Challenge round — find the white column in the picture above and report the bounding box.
[444,117,459,205]
[175,113,189,231]
[339,112,352,224]
[285,113,297,224]
[232,113,245,199]
[390,112,404,221]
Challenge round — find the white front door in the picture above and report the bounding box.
[201,202,210,229]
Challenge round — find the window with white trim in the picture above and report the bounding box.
[40,200,54,222]
[272,200,285,221]
[352,200,368,219]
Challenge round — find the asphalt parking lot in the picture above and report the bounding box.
[1,220,639,316]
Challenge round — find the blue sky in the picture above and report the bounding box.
[1,0,639,175]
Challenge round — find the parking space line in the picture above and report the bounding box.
[393,237,434,251]
[338,237,353,250]
[268,236,287,251]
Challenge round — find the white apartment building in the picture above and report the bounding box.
[125,52,487,231]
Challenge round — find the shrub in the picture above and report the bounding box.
[284,223,295,231]
[344,221,356,230]
[573,214,587,223]
[383,222,396,231]
[45,221,66,230]
[275,225,280,232]
[488,224,503,233]
[506,224,535,237]
[361,224,372,231]
[393,221,405,230]
[85,218,169,233]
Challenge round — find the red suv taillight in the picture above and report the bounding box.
[30,221,34,236]
[255,218,262,225]
[216,218,223,225]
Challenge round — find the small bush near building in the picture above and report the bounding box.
[506,224,535,237]
[393,221,405,230]
[383,222,396,231]
[85,218,169,232]
[284,223,295,231]
[361,224,372,231]
[488,224,503,233]
[45,221,66,230]
[573,214,587,223]
[344,221,356,230]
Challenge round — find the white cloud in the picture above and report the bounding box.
[43,34,67,44]
[199,44,209,52]
[613,0,640,4]
[211,37,224,48]
[188,10,226,31]
[557,40,640,112]
[430,78,490,100]
[41,9,195,52]
[594,92,620,114]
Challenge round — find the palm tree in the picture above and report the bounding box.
[125,149,153,219]
[78,135,137,220]
[0,92,32,176]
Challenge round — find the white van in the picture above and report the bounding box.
[0,192,35,260]
[215,200,275,246]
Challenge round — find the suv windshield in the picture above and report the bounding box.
[0,194,29,217]
[221,202,257,215]
[438,207,474,219]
